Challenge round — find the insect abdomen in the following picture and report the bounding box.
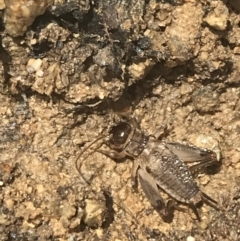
[145,145,200,203]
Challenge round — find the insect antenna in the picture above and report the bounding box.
[75,132,109,185]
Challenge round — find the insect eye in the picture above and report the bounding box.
[110,122,132,145]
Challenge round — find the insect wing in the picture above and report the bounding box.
[165,142,217,163]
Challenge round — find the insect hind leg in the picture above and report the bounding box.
[189,202,201,221]
[137,169,174,222]
[189,191,219,221]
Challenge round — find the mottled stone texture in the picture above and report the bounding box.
[0,0,240,240]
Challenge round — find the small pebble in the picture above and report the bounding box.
[27,59,42,73]
[187,236,195,241]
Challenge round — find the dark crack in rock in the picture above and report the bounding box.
[0,0,240,240]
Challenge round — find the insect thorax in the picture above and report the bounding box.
[124,127,149,157]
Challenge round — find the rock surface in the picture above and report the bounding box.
[0,0,240,240]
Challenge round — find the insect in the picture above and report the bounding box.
[76,116,221,221]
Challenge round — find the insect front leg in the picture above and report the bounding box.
[152,124,168,140]
[152,117,173,140]
[98,148,126,160]
[131,161,140,191]
[137,168,173,220]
